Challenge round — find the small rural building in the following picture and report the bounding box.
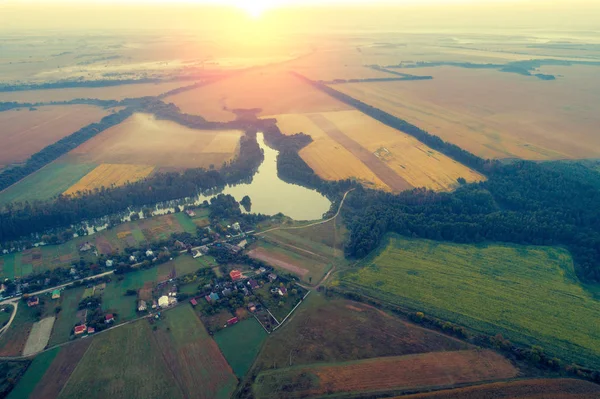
[247,302,256,312]
[129,255,137,263]
[232,222,241,231]
[185,210,196,217]
[259,267,266,273]
[238,239,248,248]
[138,300,147,312]
[27,296,39,307]
[105,314,115,323]
[79,242,92,252]
[205,292,220,303]
[87,327,95,334]
[51,289,61,299]
[146,249,154,257]
[158,296,169,308]
[70,267,77,275]
[278,286,288,296]
[230,270,242,281]
[268,273,277,281]
[74,325,87,335]
[248,279,259,290]
[168,296,177,306]
[105,260,114,267]
[152,300,158,309]
[227,317,239,326]
[190,298,198,306]
[174,240,186,249]
[222,288,232,297]
[193,250,203,259]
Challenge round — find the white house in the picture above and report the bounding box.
[105,260,114,267]
[146,249,154,257]
[158,295,169,308]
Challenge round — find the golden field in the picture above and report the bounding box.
[63,164,155,196]
[276,110,484,192]
[165,69,350,122]
[65,113,242,169]
[333,66,600,160]
[0,105,112,169]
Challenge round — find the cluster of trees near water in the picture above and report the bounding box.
[343,160,600,282]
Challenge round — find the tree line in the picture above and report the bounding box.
[343,160,600,282]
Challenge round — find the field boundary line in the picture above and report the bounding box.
[254,314,271,335]
[266,308,280,325]
[55,338,94,398]
[273,291,310,332]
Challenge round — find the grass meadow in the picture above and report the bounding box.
[338,235,600,367]
[214,317,268,378]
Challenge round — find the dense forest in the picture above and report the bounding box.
[343,161,600,282]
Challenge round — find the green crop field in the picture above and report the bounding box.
[0,162,97,206]
[173,212,198,234]
[59,321,183,399]
[7,347,60,399]
[338,235,600,367]
[48,287,85,346]
[214,317,268,378]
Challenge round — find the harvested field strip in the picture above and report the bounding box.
[64,163,154,196]
[307,113,411,192]
[152,305,238,399]
[254,350,517,399]
[7,348,60,399]
[398,378,600,399]
[22,316,55,356]
[214,317,268,378]
[29,339,92,399]
[248,246,311,278]
[58,321,184,399]
[265,229,339,260]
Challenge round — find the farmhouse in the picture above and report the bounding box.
[248,279,259,290]
[230,270,242,281]
[105,314,115,323]
[232,222,241,231]
[158,295,169,308]
[185,210,196,217]
[193,250,203,259]
[247,302,256,312]
[268,273,277,281]
[205,292,220,303]
[27,296,39,307]
[190,298,198,306]
[138,300,147,311]
[79,242,92,252]
[106,260,114,267]
[146,249,154,257]
[278,286,288,296]
[87,327,95,334]
[51,289,61,299]
[74,325,87,335]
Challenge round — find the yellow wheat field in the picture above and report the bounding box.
[66,113,243,169]
[275,113,390,191]
[276,110,484,192]
[64,164,155,196]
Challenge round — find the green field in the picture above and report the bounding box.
[0,305,13,327]
[0,162,96,206]
[48,287,85,346]
[214,317,268,378]
[59,321,183,399]
[0,303,39,357]
[338,235,600,367]
[7,348,60,399]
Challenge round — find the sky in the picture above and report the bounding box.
[1,0,598,31]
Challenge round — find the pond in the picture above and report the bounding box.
[195,133,331,220]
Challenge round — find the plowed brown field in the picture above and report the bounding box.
[398,378,600,399]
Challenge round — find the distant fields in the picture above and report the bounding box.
[65,113,243,170]
[338,235,600,367]
[398,378,600,399]
[0,105,111,169]
[254,350,517,399]
[0,212,203,279]
[165,69,350,122]
[47,286,85,346]
[0,304,39,356]
[0,81,190,103]
[64,163,155,195]
[214,317,268,378]
[0,162,97,205]
[276,110,484,192]
[332,66,600,160]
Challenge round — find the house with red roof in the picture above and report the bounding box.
[190,298,198,306]
[229,270,242,281]
[87,327,95,334]
[105,314,115,324]
[74,325,87,335]
[227,317,239,326]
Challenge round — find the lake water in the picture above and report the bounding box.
[195,133,331,220]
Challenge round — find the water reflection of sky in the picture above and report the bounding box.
[197,133,331,221]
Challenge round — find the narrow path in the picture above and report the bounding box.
[0,301,18,336]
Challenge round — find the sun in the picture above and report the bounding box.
[234,0,277,18]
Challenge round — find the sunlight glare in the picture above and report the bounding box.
[233,0,278,18]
